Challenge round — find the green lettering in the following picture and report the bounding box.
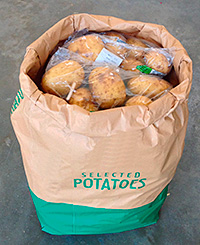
[112,172,117,177]
[82,172,86,177]
[13,98,19,110]
[105,172,108,177]
[10,106,14,114]
[74,179,82,187]
[138,178,146,189]
[89,172,93,178]
[10,89,24,114]
[94,178,102,189]
[16,93,21,104]
[101,178,110,190]
[130,179,138,189]
[83,178,93,188]
[120,173,124,177]
[135,172,140,178]
[97,173,101,177]
[111,179,120,189]
[19,89,24,99]
[119,179,129,189]
[127,173,131,178]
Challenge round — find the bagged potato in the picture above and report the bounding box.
[125,35,160,47]
[100,33,127,58]
[11,14,192,235]
[61,30,175,77]
[125,36,149,61]
[41,60,84,97]
[127,74,172,99]
[88,66,126,109]
[42,42,173,111]
[143,49,173,75]
[69,87,98,112]
[120,58,145,72]
[103,31,126,42]
[125,95,152,106]
[67,34,104,61]
[100,33,174,76]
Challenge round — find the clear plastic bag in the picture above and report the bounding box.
[126,74,172,100]
[41,45,172,111]
[62,31,174,76]
[125,35,160,48]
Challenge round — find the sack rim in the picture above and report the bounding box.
[18,13,192,135]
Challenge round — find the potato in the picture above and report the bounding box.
[126,37,148,60]
[126,37,148,48]
[103,32,127,58]
[125,96,152,106]
[89,67,126,109]
[127,75,172,99]
[104,31,126,42]
[68,34,104,61]
[105,42,127,58]
[41,60,84,97]
[144,50,172,74]
[69,88,98,112]
[120,58,144,72]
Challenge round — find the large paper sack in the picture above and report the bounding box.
[11,14,192,235]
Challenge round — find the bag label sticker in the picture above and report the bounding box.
[136,65,152,74]
[95,48,123,66]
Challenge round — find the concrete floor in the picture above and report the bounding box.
[0,0,200,244]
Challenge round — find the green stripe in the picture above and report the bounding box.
[29,186,168,235]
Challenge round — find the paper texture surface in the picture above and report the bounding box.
[11,14,192,209]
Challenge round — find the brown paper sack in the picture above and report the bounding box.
[10,14,192,235]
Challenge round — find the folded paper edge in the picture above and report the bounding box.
[16,13,192,136]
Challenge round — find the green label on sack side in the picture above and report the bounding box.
[73,171,147,190]
[10,89,24,114]
[136,65,152,74]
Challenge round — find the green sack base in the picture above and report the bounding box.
[29,186,168,235]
